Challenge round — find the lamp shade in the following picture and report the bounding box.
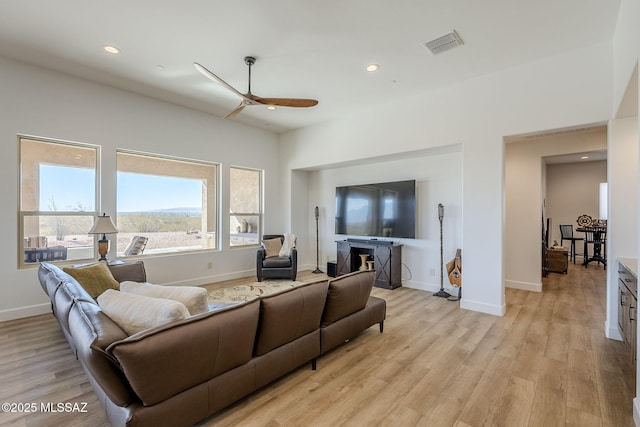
[88,214,118,235]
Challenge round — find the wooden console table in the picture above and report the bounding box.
[336,240,402,289]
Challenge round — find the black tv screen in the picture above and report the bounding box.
[335,180,416,239]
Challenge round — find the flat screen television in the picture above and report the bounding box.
[335,179,416,239]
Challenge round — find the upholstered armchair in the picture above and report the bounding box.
[256,234,297,282]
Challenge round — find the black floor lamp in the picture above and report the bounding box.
[312,206,323,274]
[434,203,451,298]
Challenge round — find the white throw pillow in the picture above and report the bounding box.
[120,281,208,316]
[97,289,190,335]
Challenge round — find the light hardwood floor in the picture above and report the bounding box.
[0,263,634,427]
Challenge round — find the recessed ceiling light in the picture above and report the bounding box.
[104,45,120,54]
[267,106,276,111]
[366,64,379,72]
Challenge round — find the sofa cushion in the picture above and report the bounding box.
[262,238,282,258]
[120,281,208,316]
[320,296,386,354]
[321,270,375,327]
[255,280,328,356]
[63,262,120,298]
[106,299,260,406]
[97,289,190,335]
[68,300,135,407]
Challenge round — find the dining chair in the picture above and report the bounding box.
[559,224,583,264]
[583,226,607,269]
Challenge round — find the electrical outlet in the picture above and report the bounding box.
[429,268,436,276]
[207,262,212,270]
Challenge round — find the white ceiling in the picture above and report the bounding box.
[0,1,621,133]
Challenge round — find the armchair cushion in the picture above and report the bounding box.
[262,238,282,258]
[263,256,292,268]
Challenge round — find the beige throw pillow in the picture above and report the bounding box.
[262,238,282,258]
[97,289,190,335]
[120,281,208,316]
[63,262,120,298]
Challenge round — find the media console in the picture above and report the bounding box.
[336,239,402,289]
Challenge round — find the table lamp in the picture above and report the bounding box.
[88,213,118,261]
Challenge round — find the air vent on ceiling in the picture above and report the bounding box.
[425,30,464,55]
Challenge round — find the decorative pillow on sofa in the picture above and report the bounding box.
[120,281,208,316]
[262,238,282,258]
[97,289,190,335]
[63,262,120,298]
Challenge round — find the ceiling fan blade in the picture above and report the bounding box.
[196,57,318,118]
[251,96,319,108]
[225,103,246,118]
[194,62,249,101]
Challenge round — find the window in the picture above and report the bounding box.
[229,167,262,247]
[19,137,98,266]
[116,151,218,256]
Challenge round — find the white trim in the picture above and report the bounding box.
[605,319,624,341]
[0,303,50,322]
[505,279,542,292]
[163,269,256,287]
[460,298,506,316]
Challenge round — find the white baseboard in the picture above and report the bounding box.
[505,279,542,292]
[403,279,460,296]
[460,298,506,316]
[605,320,623,341]
[634,397,640,427]
[0,303,51,322]
[166,269,256,287]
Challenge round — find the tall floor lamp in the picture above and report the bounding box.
[312,206,323,274]
[434,203,451,298]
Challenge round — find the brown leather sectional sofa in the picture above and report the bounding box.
[38,262,386,427]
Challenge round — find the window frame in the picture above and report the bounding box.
[116,149,220,257]
[229,165,263,248]
[18,135,100,268]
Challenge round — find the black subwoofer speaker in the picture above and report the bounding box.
[327,261,337,278]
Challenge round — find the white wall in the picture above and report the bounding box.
[504,130,607,291]
[612,0,640,420]
[607,117,638,342]
[0,56,282,321]
[299,147,463,295]
[282,42,614,316]
[546,160,608,246]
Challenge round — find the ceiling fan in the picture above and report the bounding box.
[194,56,319,118]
